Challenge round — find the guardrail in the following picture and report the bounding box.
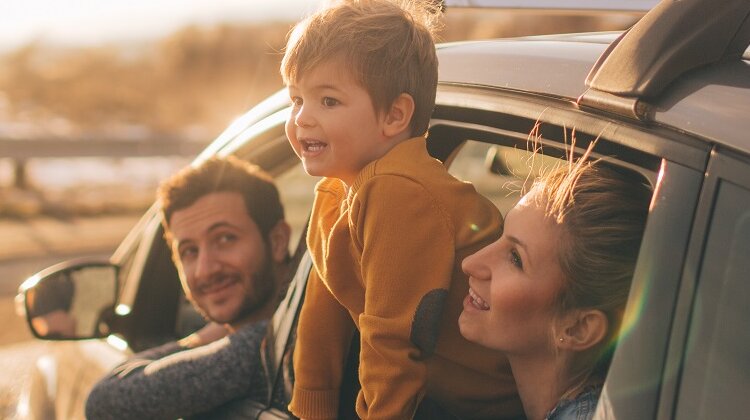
[0,137,206,189]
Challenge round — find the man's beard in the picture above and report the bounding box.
[232,250,276,323]
[191,244,276,325]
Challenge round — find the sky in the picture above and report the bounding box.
[0,0,319,51]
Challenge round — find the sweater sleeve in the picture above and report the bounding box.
[288,269,355,419]
[85,321,268,420]
[351,176,456,419]
[289,180,357,419]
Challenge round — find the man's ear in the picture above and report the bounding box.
[556,309,608,352]
[382,93,415,138]
[268,220,291,263]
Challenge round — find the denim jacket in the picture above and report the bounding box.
[545,385,602,420]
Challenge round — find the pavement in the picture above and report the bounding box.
[0,215,142,263]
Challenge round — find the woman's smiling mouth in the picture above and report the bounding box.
[468,287,490,310]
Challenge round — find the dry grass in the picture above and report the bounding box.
[0,11,636,219]
[0,11,636,138]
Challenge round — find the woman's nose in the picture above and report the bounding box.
[462,243,493,281]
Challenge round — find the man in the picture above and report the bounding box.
[85,156,291,419]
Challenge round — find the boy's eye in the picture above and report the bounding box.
[290,96,303,106]
[510,249,523,270]
[322,97,339,107]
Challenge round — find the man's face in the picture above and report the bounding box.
[168,192,275,325]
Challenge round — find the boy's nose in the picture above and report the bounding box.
[294,106,314,128]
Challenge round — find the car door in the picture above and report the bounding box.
[662,148,750,419]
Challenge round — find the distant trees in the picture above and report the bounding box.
[0,12,634,139]
[0,23,292,139]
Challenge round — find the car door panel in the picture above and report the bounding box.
[663,148,750,419]
[594,159,704,420]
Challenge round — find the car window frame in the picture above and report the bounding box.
[430,84,713,420]
[656,146,750,419]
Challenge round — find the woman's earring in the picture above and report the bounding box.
[558,337,564,342]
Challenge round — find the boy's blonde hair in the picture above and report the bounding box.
[281,0,442,136]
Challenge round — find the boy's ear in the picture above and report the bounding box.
[382,93,415,138]
[556,309,608,352]
[268,220,291,264]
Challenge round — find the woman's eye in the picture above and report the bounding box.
[322,97,339,107]
[510,249,523,269]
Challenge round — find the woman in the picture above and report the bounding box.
[459,157,652,420]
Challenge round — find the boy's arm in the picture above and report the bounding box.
[289,268,355,419]
[352,177,466,419]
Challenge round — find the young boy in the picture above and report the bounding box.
[281,1,520,418]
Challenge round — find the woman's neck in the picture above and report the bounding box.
[508,354,576,420]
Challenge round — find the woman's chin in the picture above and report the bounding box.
[458,311,478,342]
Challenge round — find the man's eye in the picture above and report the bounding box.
[322,97,339,107]
[217,233,237,244]
[510,249,523,270]
[179,247,197,260]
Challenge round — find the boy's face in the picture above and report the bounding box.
[285,59,390,186]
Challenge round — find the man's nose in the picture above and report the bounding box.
[194,248,221,281]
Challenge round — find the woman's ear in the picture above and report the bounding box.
[556,309,608,351]
[268,220,291,264]
[382,93,415,138]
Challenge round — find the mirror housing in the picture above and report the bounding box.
[17,259,118,340]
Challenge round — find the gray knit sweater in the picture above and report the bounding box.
[85,321,268,419]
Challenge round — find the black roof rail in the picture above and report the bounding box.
[579,0,750,120]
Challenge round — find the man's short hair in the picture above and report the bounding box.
[158,156,284,240]
[281,0,442,137]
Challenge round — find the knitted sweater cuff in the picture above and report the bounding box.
[289,387,340,419]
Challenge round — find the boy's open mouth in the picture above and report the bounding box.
[300,139,327,153]
[468,287,490,311]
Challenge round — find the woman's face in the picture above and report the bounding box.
[459,192,567,355]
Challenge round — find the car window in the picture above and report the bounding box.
[674,174,750,418]
[273,162,320,247]
[447,140,562,215]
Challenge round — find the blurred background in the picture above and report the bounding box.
[0,1,636,220]
[0,0,637,415]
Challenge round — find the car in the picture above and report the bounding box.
[15,0,750,418]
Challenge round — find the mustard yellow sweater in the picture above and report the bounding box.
[289,137,521,419]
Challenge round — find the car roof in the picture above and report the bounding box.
[437,32,750,154]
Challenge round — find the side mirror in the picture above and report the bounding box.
[17,260,118,340]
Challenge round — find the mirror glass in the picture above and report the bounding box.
[25,264,117,340]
